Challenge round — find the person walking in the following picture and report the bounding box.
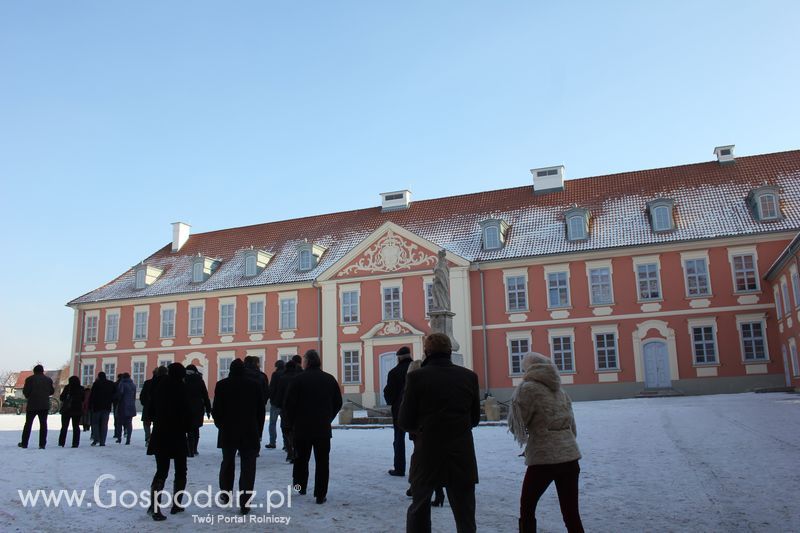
[243,356,269,451]
[508,353,583,533]
[58,376,85,448]
[113,373,137,445]
[88,372,116,446]
[81,384,92,432]
[146,362,191,521]
[185,364,211,457]
[112,374,123,443]
[383,346,413,477]
[18,365,55,449]
[212,358,265,515]
[266,359,285,449]
[275,358,302,463]
[141,366,167,445]
[399,333,481,533]
[283,349,342,504]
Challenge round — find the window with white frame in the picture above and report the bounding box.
[792,269,800,308]
[249,300,265,332]
[342,349,361,384]
[85,314,99,344]
[509,337,529,375]
[551,336,574,372]
[134,310,148,340]
[189,305,204,336]
[758,193,779,220]
[774,286,783,320]
[547,271,570,308]
[81,363,95,387]
[740,321,767,361]
[424,282,434,316]
[691,326,717,364]
[192,261,205,283]
[277,350,296,363]
[341,290,359,324]
[299,249,313,271]
[589,267,613,305]
[135,269,146,290]
[781,280,791,317]
[105,313,119,342]
[280,297,297,330]
[790,340,799,377]
[652,205,672,231]
[484,225,501,250]
[132,361,146,390]
[594,333,618,370]
[219,303,235,334]
[158,356,173,367]
[636,263,661,300]
[566,214,587,241]
[732,254,758,292]
[161,308,175,338]
[748,186,781,222]
[382,286,402,320]
[684,258,710,296]
[218,356,233,381]
[245,255,257,277]
[103,362,116,378]
[506,275,527,311]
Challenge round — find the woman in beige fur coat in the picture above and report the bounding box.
[508,353,584,533]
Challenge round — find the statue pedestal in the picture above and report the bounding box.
[429,309,460,352]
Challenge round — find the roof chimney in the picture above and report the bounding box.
[713,145,735,164]
[171,222,191,252]
[380,190,412,212]
[531,165,565,194]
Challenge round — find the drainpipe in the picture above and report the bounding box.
[478,265,491,398]
[314,281,322,354]
[75,308,84,379]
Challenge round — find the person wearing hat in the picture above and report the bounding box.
[383,345,413,477]
[184,364,211,457]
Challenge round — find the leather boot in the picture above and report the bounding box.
[148,478,167,521]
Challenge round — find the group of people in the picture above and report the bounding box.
[17,332,584,532]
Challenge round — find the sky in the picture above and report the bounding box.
[1,1,799,372]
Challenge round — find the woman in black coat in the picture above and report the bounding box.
[146,363,191,521]
[184,364,211,457]
[58,376,85,448]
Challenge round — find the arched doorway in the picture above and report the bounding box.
[643,340,671,389]
[378,352,397,406]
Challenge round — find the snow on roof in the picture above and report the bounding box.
[69,150,800,305]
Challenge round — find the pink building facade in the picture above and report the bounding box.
[68,147,800,403]
[765,234,800,389]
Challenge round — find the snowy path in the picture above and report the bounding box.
[0,393,797,532]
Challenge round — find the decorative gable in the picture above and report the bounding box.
[336,229,438,278]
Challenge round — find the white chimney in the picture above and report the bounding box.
[380,190,412,212]
[171,222,191,252]
[531,165,565,194]
[713,145,735,164]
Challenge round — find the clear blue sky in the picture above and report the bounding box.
[1,1,798,372]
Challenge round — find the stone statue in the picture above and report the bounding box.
[432,249,450,312]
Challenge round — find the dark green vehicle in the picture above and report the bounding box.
[4,396,60,415]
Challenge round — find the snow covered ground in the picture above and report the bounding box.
[0,392,797,532]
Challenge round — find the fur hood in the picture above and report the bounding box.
[521,352,561,392]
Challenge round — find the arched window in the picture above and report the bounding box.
[484,225,501,250]
[652,205,671,231]
[758,193,778,220]
[567,214,587,241]
[299,249,313,271]
[245,254,257,277]
[192,261,204,283]
[135,269,146,290]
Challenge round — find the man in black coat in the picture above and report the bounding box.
[88,371,116,446]
[184,364,211,457]
[399,333,481,533]
[274,357,302,462]
[212,358,266,515]
[243,356,269,449]
[383,345,413,476]
[139,367,164,445]
[266,359,285,449]
[19,364,55,449]
[282,349,342,504]
[147,363,192,520]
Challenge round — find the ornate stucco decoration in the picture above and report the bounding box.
[376,321,412,337]
[338,230,437,276]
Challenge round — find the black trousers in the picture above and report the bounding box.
[220,448,257,506]
[21,409,49,448]
[58,413,81,447]
[392,422,407,473]
[152,453,188,505]
[407,482,476,533]
[520,460,583,533]
[292,437,331,498]
[143,420,152,442]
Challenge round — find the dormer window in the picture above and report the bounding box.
[564,207,589,242]
[297,241,326,272]
[479,219,509,251]
[243,249,273,278]
[647,198,676,233]
[133,263,163,290]
[747,185,781,222]
[191,254,219,283]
